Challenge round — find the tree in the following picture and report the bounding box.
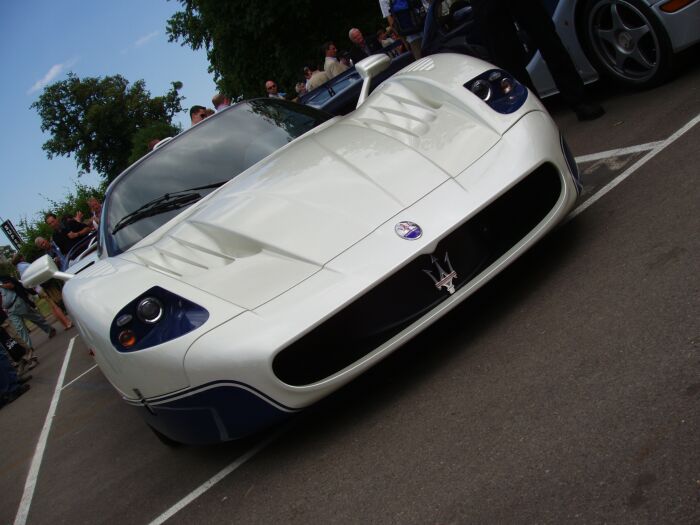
[166,0,382,98]
[127,121,181,165]
[31,74,184,183]
[17,181,105,262]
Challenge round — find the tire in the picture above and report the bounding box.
[578,0,673,88]
[149,424,183,447]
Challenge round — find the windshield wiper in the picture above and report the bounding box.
[111,181,228,235]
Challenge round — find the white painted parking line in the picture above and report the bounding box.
[574,141,664,164]
[61,364,98,391]
[14,336,76,525]
[570,112,700,220]
[148,426,288,525]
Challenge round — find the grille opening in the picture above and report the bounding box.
[273,163,562,386]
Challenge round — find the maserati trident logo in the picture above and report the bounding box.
[395,221,422,240]
[424,253,458,295]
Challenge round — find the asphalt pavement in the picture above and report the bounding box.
[1,56,699,525]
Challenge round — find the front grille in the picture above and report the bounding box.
[273,163,563,386]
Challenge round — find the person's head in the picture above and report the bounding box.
[35,237,51,251]
[295,82,307,96]
[212,93,231,110]
[322,41,338,57]
[189,105,208,125]
[87,197,102,213]
[339,51,352,67]
[377,28,387,41]
[11,253,24,266]
[45,213,60,231]
[265,80,279,95]
[205,108,215,117]
[349,28,365,46]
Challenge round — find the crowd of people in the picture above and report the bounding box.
[0,198,103,408]
[188,20,412,127]
[187,0,603,125]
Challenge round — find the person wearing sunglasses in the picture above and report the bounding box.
[265,80,286,99]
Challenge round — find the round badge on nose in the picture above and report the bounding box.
[395,221,422,240]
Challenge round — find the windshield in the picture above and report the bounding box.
[103,99,331,255]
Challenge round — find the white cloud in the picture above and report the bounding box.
[134,30,159,48]
[121,30,160,54]
[28,58,78,94]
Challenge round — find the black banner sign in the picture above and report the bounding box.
[1,220,24,250]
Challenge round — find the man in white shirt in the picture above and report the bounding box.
[322,41,349,80]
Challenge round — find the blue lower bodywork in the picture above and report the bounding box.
[128,381,296,445]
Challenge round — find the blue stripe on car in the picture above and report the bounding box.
[126,381,297,444]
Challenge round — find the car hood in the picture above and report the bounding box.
[119,81,503,310]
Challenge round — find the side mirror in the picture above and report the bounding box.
[355,54,392,108]
[21,255,73,288]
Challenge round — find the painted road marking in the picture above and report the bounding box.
[570,112,700,220]
[14,336,76,525]
[574,141,664,164]
[61,364,98,391]
[148,425,290,525]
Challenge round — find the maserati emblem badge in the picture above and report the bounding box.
[424,253,458,295]
[395,221,422,240]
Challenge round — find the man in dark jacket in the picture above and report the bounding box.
[45,213,91,255]
[471,0,604,121]
[348,28,384,64]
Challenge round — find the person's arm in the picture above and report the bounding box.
[67,226,91,239]
[66,220,92,239]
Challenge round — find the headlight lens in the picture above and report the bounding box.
[470,79,491,101]
[464,69,528,114]
[137,297,164,324]
[110,287,209,352]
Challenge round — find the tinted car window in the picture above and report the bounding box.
[104,99,330,256]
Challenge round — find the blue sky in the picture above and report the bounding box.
[0,0,217,242]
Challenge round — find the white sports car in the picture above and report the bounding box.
[24,54,580,445]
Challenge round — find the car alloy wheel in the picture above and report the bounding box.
[583,0,671,86]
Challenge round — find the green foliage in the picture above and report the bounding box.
[31,74,184,183]
[16,181,105,263]
[166,0,383,98]
[128,121,182,165]
[0,245,15,262]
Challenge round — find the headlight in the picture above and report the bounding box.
[464,69,528,114]
[137,297,164,324]
[110,287,209,352]
[469,79,491,101]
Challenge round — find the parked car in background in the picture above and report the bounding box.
[424,0,700,97]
